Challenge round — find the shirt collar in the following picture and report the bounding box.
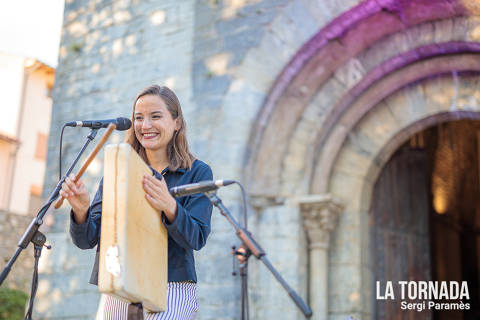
[150,166,186,178]
[175,167,187,173]
[162,167,187,175]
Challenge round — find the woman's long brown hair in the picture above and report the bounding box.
[125,85,195,171]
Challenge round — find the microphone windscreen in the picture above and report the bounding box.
[116,117,132,131]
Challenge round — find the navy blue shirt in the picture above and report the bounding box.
[70,159,213,284]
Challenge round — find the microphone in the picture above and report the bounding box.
[66,117,131,131]
[169,180,235,197]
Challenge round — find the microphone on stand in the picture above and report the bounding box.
[66,117,131,130]
[170,180,235,197]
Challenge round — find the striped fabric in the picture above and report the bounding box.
[102,282,198,320]
[103,294,129,319]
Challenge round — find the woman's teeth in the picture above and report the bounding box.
[143,133,158,137]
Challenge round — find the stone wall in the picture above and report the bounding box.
[0,211,35,292]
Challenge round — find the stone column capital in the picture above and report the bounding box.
[298,194,343,249]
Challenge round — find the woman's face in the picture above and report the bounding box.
[134,94,179,152]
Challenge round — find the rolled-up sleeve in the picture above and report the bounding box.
[70,178,103,249]
[164,165,213,251]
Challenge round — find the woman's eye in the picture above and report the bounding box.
[152,116,161,119]
[135,117,143,121]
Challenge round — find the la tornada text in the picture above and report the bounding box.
[376,281,470,312]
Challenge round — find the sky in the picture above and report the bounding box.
[0,0,65,67]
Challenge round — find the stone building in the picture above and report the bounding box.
[35,0,480,319]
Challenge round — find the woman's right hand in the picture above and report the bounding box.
[60,173,90,223]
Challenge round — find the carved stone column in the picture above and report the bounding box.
[298,194,343,320]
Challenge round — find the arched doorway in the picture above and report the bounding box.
[372,119,480,319]
[241,1,480,318]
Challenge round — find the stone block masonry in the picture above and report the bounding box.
[0,211,36,292]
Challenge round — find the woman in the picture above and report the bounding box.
[60,85,213,320]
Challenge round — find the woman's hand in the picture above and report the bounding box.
[59,173,90,223]
[143,174,178,223]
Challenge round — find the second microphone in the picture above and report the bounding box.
[170,180,235,197]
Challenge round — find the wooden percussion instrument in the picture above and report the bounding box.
[99,143,167,312]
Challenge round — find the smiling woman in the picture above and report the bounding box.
[61,85,214,320]
[127,85,193,172]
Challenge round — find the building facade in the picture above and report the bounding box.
[0,53,54,215]
[37,0,480,319]
[0,53,54,291]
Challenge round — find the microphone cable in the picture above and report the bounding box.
[59,123,67,181]
[233,180,247,229]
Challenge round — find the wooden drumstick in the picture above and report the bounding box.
[54,123,116,209]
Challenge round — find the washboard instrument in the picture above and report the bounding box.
[99,143,167,312]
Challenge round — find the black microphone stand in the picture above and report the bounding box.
[232,213,250,319]
[204,191,313,319]
[0,128,99,320]
[239,256,249,319]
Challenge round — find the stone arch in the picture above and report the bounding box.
[292,73,480,318]
[244,0,480,197]
[326,73,480,316]
[239,0,480,318]
[282,45,480,198]
[313,53,480,195]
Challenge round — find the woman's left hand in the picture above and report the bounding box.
[142,174,178,222]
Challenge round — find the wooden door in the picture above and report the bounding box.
[371,148,432,320]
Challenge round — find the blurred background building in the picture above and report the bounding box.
[2,0,480,319]
[0,53,55,290]
[0,54,54,215]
